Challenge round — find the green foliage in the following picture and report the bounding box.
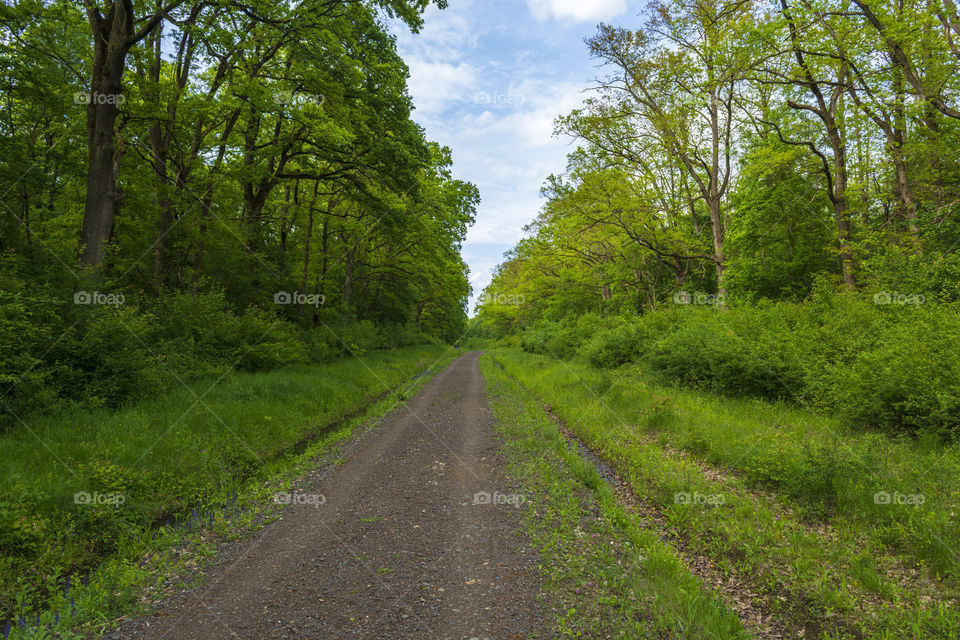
[579,310,680,368]
[0,345,449,623]
[489,348,960,638]
[513,290,960,440]
[645,305,805,399]
[0,0,474,429]
[725,140,836,301]
[815,305,960,440]
[473,0,960,446]
[0,277,450,428]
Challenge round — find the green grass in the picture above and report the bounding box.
[0,344,456,634]
[480,353,751,639]
[487,348,960,640]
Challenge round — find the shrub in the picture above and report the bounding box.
[0,283,439,426]
[519,324,554,356]
[816,305,960,440]
[581,320,642,368]
[580,308,683,368]
[234,306,309,371]
[646,307,803,399]
[0,289,63,422]
[517,288,960,440]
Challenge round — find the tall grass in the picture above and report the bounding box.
[489,348,960,638]
[493,349,960,577]
[518,290,960,440]
[0,345,452,621]
[480,355,752,640]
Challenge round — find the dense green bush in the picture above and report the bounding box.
[580,320,641,368]
[643,306,801,398]
[580,309,682,368]
[0,289,64,419]
[0,283,440,428]
[816,305,960,440]
[518,314,603,359]
[517,290,960,440]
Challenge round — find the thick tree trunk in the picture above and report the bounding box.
[708,197,726,294]
[707,82,727,297]
[890,68,921,250]
[892,152,919,235]
[829,129,856,287]
[151,113,174,283]
[834,199,856,287]
[80,2,138,267]
[342,246,352,322]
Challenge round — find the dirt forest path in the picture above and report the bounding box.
[119,351,545,640]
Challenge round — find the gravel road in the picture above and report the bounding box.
[119,351,545,640]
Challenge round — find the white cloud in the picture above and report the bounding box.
[453,78,584,148]
[394,4,479,61]
[388,0,621,313]
[405,60,479,115]
[526,0,627,22]
[470,268,489,283]
[467,212,531,244]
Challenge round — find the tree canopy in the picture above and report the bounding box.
[476,0,960,330]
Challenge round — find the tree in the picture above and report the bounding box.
[564,0,754,295]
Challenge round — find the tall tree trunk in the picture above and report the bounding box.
[828,127,856,287]
[708,197,725,293]
[342,244,352,323]
[152,144,174,283]
[80,1,138,267]
[298,186,318,321]
[278,184,293,271]
[707,81,727,297]
[315,215,329,328]
[20,187,31,245]
[141,9,199,284]
[890,62,920,249]
[781,0,856,287]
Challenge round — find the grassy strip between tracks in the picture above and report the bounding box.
[481,353,751,640]
[486,348,960,640]
[1,344,459,639]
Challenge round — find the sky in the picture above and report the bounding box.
[388,0,641,316]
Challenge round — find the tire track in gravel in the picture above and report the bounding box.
[119,351,545,640]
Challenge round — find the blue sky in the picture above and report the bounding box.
[388,0,640,315]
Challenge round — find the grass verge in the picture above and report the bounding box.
[487,348,960,639]
[480,352,751,639]
[1,344,458,638]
